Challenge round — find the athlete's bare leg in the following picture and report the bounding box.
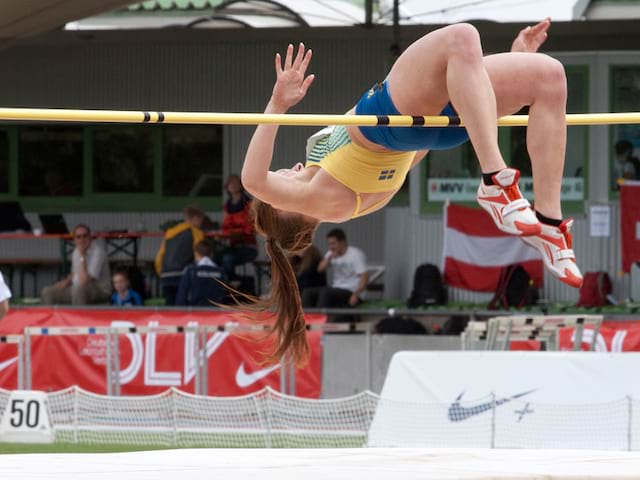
[484,52,567,220]
[386,23,505,174]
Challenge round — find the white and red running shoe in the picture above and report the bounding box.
[522,219,584,288]
[477,168,541,236]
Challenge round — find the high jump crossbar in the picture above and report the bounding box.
[0,107,639,126]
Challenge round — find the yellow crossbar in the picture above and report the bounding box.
[0,108,639,126]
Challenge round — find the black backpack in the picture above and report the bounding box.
[407,264,447,308]
[488,264,539,310]
[375,316,427,334]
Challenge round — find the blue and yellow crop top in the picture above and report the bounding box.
[305,126,415,218]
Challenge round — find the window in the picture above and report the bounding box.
[0,130,8,193]
[424,143,481,204]
[93,126,155,193]
[423,63,588,211]
[18,126,83,196]
[611,66,640,192]
[2,123,224,211]
[162,125,223,196]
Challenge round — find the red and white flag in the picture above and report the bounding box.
[442,203,543,292]
[620,180,640,273]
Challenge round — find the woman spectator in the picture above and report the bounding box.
[218,175,258,280]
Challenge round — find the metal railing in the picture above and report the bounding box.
[20,322,376,396]
[3,308,637,395]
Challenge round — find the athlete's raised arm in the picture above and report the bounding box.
[241,43,314,204]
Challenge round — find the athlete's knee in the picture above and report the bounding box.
[445,23,483,61]
[536,56,567,102]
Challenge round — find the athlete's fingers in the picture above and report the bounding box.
[275,53,283,76]
[293,42,305,70]
[284,43,294,70]
[299,49,312,76]
[530,17,551,37]
[300,74,315,95]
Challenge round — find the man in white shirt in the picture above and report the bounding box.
[0,271,11,319]
[41,224,111,305]
[301,228,368,311]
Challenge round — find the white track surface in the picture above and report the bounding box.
[4,448,640,479]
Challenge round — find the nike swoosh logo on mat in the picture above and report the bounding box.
[448,389,536,422]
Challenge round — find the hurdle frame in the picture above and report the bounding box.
[106,325,200,396]
[461,314,604,351]
[0,334,25,390]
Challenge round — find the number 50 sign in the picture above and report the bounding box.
[0,391,54,443]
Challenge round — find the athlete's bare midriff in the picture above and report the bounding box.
[301,109,403,222]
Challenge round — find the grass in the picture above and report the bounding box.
[0,443,172,454]
[0,432,367,454]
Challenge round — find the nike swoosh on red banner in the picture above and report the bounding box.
[235,362,280,388]
[0,356,17,372]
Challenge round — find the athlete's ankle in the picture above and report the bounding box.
[534,210,562,227]
[482,170,501,186]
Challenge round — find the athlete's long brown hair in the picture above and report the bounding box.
[247,199,319,365]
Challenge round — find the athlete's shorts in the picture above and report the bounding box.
[355,80,470,151]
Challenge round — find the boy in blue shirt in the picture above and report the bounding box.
[111,270,143,306]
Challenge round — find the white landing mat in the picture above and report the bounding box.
[4,448,640,479]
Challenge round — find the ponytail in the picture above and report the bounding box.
[264,236,309,363]
[242,200,318,365]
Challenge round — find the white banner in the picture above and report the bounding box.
[427,177,584,202]
[368,352,640,449]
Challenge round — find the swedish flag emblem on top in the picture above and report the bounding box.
[379,169,395,180]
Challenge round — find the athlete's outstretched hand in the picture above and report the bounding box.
[271,43,314,111]
[511,17,551,53]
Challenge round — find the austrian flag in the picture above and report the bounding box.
[442,203,543,292]
[620,180,640,273]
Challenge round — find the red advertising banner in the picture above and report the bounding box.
[0,308,326,397]
[501,321,640,352]
[558,321,640,352]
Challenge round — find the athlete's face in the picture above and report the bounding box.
[273,162,318,222]
[275,162,304,178]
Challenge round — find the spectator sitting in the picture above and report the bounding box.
[613,140,640,189]
[217,174,258,281]
[302,229,368,310]
[154,206,206,306]
[291,245,326,293]
[111,270,143,306]
[42,224,111,305]
[0,271,11,319]
[176,241,227,306]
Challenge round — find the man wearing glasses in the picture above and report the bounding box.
[41,224,111,305]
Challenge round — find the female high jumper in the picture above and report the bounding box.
[241,19,582,363]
